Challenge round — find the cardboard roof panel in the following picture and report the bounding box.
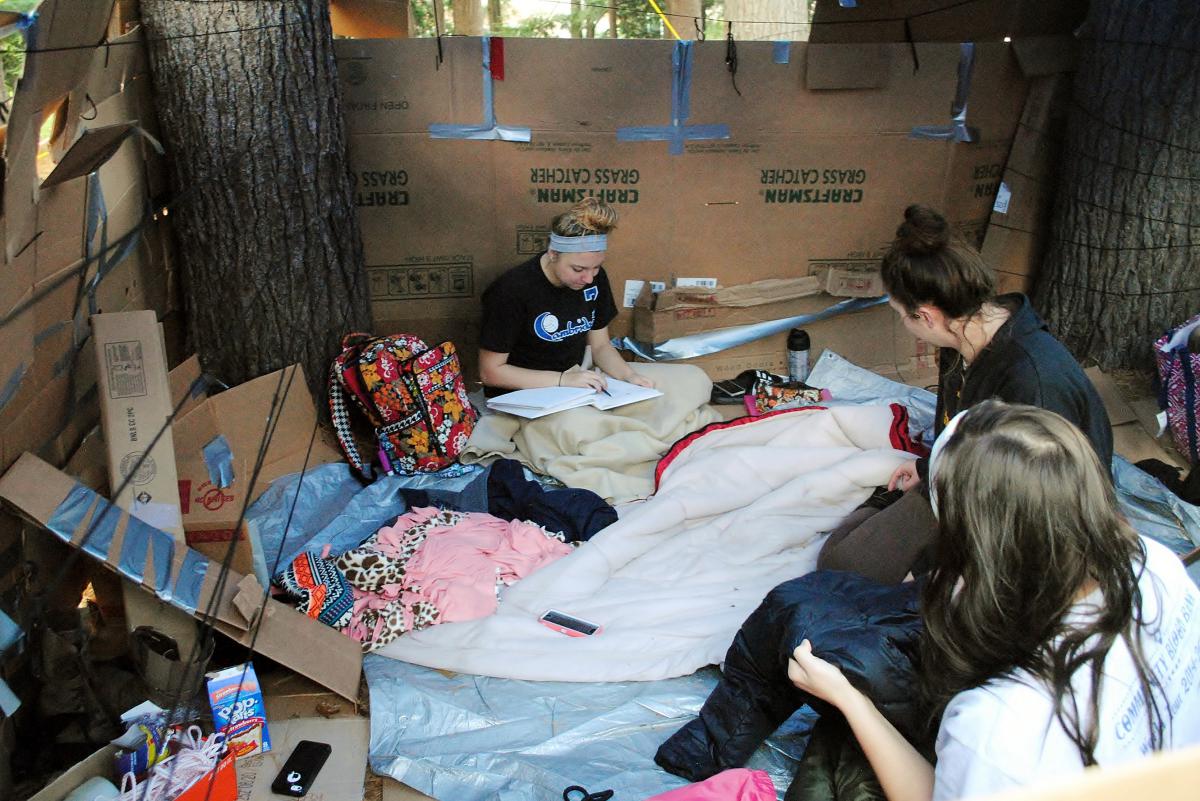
[806,44,890,90]
[808,0,1088,43]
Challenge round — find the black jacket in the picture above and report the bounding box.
[654,571,923,784]
[920,294,1113,482]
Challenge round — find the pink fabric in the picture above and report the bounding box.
[643,769,775,801]
[403,508,573,621]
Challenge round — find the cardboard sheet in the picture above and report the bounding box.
[233,717,369,801]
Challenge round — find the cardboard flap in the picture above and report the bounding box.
[806,44,890,90]
[656,276,822,311]
[40,123,138,189]
[1012,36,1080,77]
[0,452,363,701]
[168,355,207,419]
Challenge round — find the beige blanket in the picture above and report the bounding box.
[462,362,721,502]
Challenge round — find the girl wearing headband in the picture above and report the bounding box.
[479,198,653,396]
[788,401,1199,800]
[817,204,1111,583]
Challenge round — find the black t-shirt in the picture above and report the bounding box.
[479,256,619,387]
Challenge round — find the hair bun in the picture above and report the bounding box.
[573,197,618,234]
[895,204,950,256]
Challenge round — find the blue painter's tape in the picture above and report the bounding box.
[839,0,858,7]
[118,512,151,582]
[0,609,23,656]
[617,40,730,155]
[48,483,207,615]
[428,37,531,142]
[48,483,96,545]
[773,41,790,64]
[203,435,236,488]
[126,513,175,594]
[170,548,209,614]
[910,42,978,143]
[0,363,27,412]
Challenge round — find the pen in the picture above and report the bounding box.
[599,386,612,397]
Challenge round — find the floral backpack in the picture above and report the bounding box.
[328,333,476,477]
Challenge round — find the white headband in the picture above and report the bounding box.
[549,233,608,253]
[928,409,969,519]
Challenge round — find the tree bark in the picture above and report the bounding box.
[140,1,371,403]
[724,0,808,42]
[1034,0,1200,367]
[488,0,503,31]
[669,0,703,38]
[453,0,486,35]
[570,0,583,38]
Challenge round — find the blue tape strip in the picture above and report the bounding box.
[428,37,531,142]
[0,363,28,412]
[0,678,19,716]
[910,43,978,142]
[118,513,151,582]
[0,609,23,656]
[48,483,210,615]
[203,435,236,488]
[617,40,731,155]
[170,549,209,614]
[773,41,790,64]
[839,0,858,7]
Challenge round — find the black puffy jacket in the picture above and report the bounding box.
[654,570,925,783]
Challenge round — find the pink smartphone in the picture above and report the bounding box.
[538,609,602,637]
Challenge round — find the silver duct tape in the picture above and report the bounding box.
[617,295,888,361]
[910,42,978,143]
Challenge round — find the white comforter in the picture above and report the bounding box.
[377,404,915,682]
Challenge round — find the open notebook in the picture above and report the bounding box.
[487,377,664,419]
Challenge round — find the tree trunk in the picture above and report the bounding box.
[724,0,808,42]
[488,0,503,31]
[140,1,371,405]
[453,0,485,35]
[670,0,703,38]
[1034,0,1200,367]
[570,0,583,38]
[609,6,618,38]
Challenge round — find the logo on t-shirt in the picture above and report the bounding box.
[583,286,598,301]
[534,311,596,342]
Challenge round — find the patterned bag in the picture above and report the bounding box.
[747,373,830,416]
[1154,313,1200,465]
[328,333,477,477]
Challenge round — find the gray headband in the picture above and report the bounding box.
[549,233,608,253]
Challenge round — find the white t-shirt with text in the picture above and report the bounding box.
[932,537,1200,800]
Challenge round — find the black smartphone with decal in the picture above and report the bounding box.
[271,740,332,797]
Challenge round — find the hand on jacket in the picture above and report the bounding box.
[787,639,858,709]
[625,371,655,389]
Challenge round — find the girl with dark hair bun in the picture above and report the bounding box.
[788,401,1200,800]
[816,204,1113,584]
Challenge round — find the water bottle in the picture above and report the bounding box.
[787,328,810,384]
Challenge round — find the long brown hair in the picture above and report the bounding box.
[920,401,1164,763]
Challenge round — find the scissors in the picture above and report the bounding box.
[563,786,614,801]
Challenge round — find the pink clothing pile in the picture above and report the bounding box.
[333,507,573,651]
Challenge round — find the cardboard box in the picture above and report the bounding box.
[633,276,822,343]
[91,311,183,538]
[339,38,1031,375]
[168,359,343,579]
[28,743,237,801]
[0,453,363,700]
[812,262,886,298]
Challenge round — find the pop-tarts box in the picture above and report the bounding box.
[206,662,271,758]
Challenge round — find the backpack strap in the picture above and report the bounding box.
[328,353,373,480]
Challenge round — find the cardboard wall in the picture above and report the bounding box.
[339,37,1030,380]
[0,0,178,729]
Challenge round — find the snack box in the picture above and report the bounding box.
[205,663,272,758]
